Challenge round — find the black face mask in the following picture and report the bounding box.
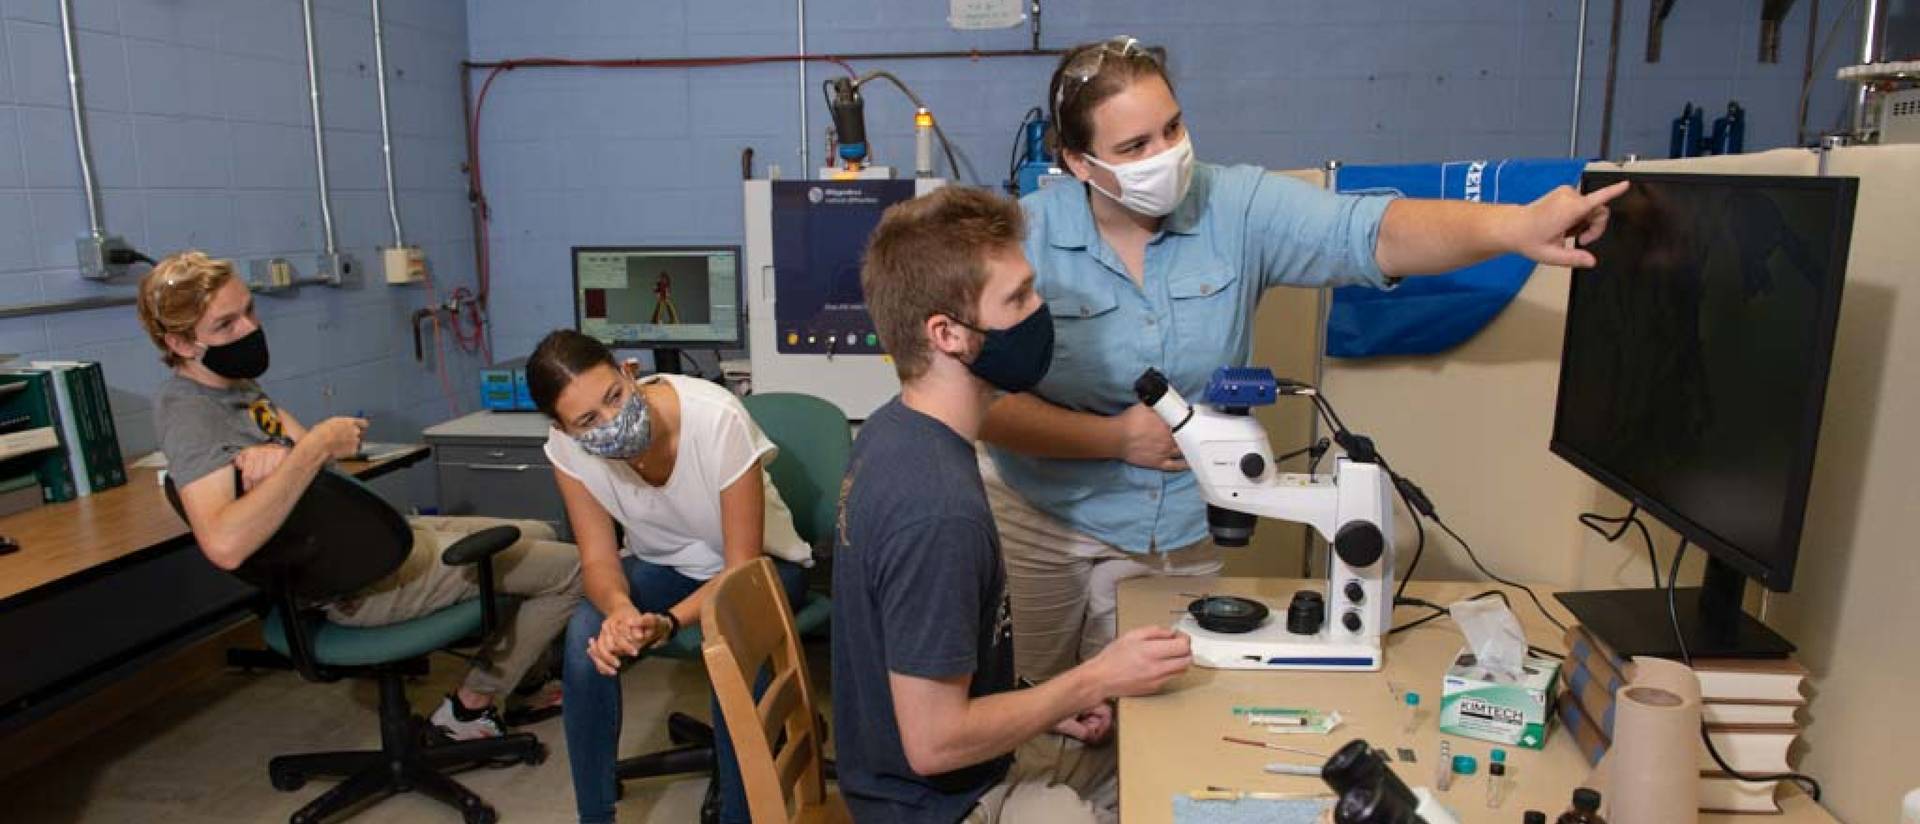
[954,304,1054,394]
[200,327,271,380]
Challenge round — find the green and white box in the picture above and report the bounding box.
[1438,647,1561,749]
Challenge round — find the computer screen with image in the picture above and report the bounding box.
[572,246,742,350]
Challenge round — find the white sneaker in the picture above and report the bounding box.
[430,695,506,740]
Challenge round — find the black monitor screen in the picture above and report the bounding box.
[1550,172,1856,592]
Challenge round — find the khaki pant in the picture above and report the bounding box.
[982,454,1222,682]
[325,516,582,697]
[963,735,1118,824]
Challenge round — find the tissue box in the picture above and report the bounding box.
[1438,647,1561,749]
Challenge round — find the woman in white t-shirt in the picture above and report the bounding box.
[524,330,812,824]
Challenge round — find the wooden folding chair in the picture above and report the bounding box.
[701,557,850,824]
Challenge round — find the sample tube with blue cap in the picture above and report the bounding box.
[1487,748,1508,808]
[1401,691,1421,735]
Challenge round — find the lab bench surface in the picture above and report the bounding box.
[1115,576,1838,824]
[423,411,569,540]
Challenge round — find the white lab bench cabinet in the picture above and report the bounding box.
[423,411,571,540]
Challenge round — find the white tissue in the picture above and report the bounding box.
[1448,597,1529,682]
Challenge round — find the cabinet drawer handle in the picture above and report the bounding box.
[465,463,532,472]
[486,450,508,459]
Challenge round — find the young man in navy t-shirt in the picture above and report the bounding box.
[832,187,1194,823]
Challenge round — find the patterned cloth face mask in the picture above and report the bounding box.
[575,389,652,460]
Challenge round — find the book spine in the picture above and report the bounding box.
[83,364,124,488]
[3,373,77,502]
[64,369,98,496]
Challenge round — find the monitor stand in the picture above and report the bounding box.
[1555,556,1795,660]
[652,348,683,375]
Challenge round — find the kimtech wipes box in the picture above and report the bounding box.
[1439,647,1561,749]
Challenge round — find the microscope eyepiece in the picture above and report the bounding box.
[1134,368,1169,406]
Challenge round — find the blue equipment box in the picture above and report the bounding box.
[480,358,534,412]
[1204,367,1279,408]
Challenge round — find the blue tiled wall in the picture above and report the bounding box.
[0,0,479,506]
[465,0,1862,363]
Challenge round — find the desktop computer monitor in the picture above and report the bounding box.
[1550,171,1856,659]
[572,246,742,373]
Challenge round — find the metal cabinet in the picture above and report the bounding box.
[423,412,570,541]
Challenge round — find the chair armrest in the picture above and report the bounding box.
[440,525,522,566]
[440,525,520,638]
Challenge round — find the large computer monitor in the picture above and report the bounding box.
[1550,171,1856,659]
[572,246,742,373]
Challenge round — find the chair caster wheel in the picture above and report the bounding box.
[525,741,549,766]
[463,802,498,824]
[269,766,306,792]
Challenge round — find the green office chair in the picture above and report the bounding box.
[165,472,545,824]
[615,392,848,822]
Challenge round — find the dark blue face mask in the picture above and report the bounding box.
[952,303,1055,393]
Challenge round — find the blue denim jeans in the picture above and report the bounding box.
[563,555,808,824]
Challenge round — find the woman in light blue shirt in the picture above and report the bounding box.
[981,37,1627,681]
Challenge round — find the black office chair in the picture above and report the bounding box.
[165,472,545,824]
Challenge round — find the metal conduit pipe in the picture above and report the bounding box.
[58,0,102,239]
[300,0,339,257]
[797,0,809,173]
[1571,0,1591,157]
[372,0,404,247]
[0,295,138,321]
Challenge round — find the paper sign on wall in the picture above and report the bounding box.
[949,0,1025,30]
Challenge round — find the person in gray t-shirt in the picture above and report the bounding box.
[139,251,582,740]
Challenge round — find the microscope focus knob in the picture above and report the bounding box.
[1342,610,1363,633]
[1239,453,1266,479]
[1345,581,1366,604]
[1334,521,1385,568]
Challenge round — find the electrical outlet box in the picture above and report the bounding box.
[249,257,298,292]
[383,246,427,284]
[313,252,360,287]
[75,233,135,281]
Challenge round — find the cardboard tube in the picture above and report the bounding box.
[1592,662,1702,823]
[1631,656,1704,705]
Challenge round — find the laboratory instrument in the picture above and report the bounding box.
[1135,366,1394,671]
[1320,739,1461,824]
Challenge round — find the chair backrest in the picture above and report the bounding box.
[163,470,412,602]
[741,393,851,548]
[703,557,829,823]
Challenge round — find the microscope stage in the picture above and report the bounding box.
[1176,614,1384,672]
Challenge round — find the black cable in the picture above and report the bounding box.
[1579,506,1661,588]
[1006,106,1042,193]
[1297,382,1563,635]
[1392,479,1426,603]
[1664,539,1823,802]
[1389,591,1507,634]
[1431,518,1569,634]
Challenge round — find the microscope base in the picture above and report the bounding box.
[1177,615,1384,672]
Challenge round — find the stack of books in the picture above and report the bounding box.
[1557,623,1808,814]
[0,362,126,504]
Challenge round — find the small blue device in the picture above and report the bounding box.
[1015,117,1057,196]
[480,358,534,412]
[1204,367,1279,408]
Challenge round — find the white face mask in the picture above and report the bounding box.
[1082,135,1195,217]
